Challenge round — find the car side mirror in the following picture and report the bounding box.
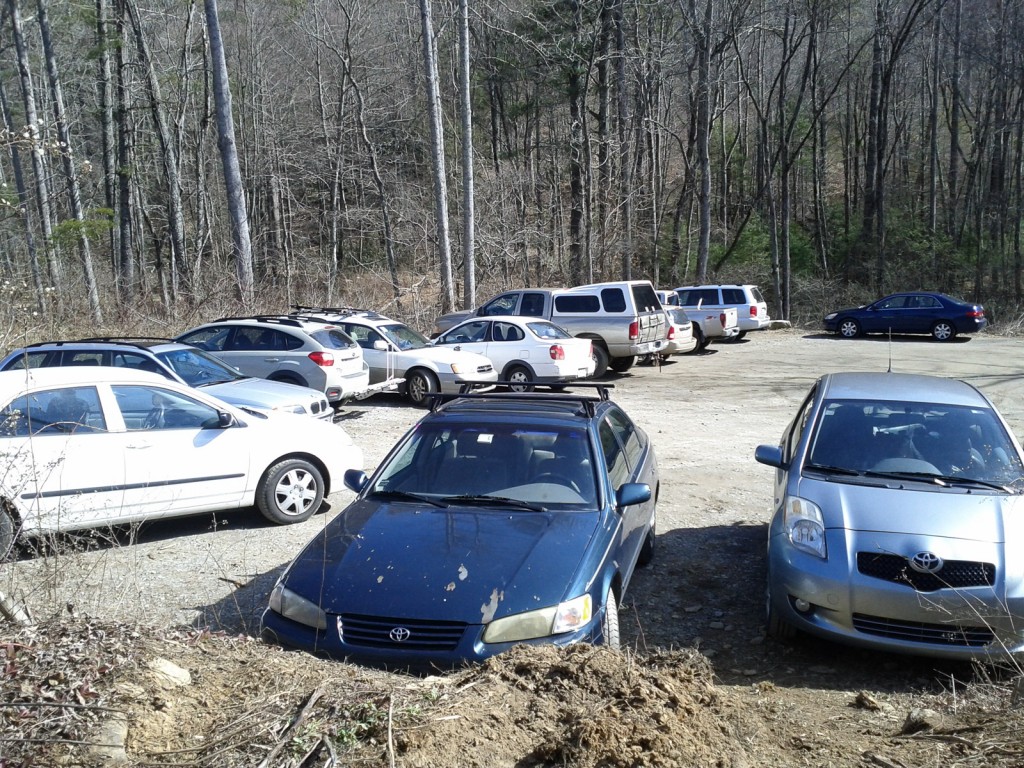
[615,482,651,509]
[754,444,785,469]
[216,411,236,429]
[372,340,388,351]
[344,468,369,494]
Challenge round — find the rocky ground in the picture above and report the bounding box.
[3,327,1024,767]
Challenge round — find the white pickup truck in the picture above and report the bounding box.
[656,290,739,350]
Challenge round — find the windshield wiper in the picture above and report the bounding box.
[370,489,449,508]
[926,474,1016,493]
[440,495,547,512]
[860,469,1015,493]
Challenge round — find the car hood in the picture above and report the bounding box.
[283,499,600,623]
[803,478,1024,544]
[203,377,321,409]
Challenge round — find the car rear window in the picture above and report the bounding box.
[631,284,660,312]
[309,328,357,349]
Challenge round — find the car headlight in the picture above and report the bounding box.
[783,497,827,559]
[449,363,467,375]
[268,582,327,630]
[482,594,592,644]
[824,312,837,321]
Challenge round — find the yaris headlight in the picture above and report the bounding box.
[783,497,827,559]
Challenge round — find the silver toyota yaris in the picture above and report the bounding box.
[755,371,1024,659]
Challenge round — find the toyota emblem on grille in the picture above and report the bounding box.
[389,626,412,643]
[909,552,943,573]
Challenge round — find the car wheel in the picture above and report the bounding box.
[637,521,656,567]
[688,326,704,353]
[765,580,796,640]
[506,364,534,393]
[838,318,861,338]
[591,345,610,378]
[609,355,635,373]
[731,331,747,342]
[405,368,438,407]
[256,458,325,525]
[601,589,621,650]
[0,505,15,562]
[931,321,956,341]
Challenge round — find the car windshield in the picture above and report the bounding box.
[370,422,599,508]
[157,348,245,386]
[381,323,428,351]
[805,399,1024,489]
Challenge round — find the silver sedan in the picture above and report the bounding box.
[755,371,1024,659]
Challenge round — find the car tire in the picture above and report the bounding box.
[838,318,861,338]
[506,364,534,393]
[405,368,438,407]
[765,581,797,640]
[256,458,325,525]
[0,505,15,562]
[601,589,621,650]
[731,331,747,342]
[609,355,635,373]
[637,522,656,567]
[931,321,956,341]
[591,345,610,378]
[688,326,705,353]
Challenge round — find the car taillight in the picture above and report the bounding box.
[967,309,984,318]
[750,305,758,317]
[308,351,335,367]
[549,345,565,360]
[629,320,639,340]
[667,325,676,341]
[720,312,727,327]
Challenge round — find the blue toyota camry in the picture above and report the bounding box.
[261,384,658,669]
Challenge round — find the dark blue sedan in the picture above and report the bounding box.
[261,384,658,668]
[823,292,987,341]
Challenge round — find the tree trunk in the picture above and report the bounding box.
[458,0,475,310]
[419,0,455,312]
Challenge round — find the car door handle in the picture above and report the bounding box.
[263,357,280,362]
[127,441,153,449]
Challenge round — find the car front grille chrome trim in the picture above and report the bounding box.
[852,613,995,647]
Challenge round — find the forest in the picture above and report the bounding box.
[0,0,1021,329]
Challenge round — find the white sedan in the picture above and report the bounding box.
[432,316,595,390]
[0,367,363,559]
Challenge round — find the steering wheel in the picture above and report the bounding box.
[537,473,581,492]
[143,407,165,429]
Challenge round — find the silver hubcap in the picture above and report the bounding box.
[840,321,857,337]
[934,325,951,340]
[274,468,318,516]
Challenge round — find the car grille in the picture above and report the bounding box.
[338,613,466,651]
[857,552,995,592]
[852,613,994,647]
[477,364,494,374]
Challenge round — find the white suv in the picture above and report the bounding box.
[673,284,770,339]
[175,317,371,404]
[288,306,498,406]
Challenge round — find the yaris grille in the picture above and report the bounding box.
[852,614,994,647]
[857,552,995,592]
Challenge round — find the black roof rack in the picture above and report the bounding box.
[211,315,307,328]
[431,382,614,417]
[288,305,392,322]
[21,337,175,349]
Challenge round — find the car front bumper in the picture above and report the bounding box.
[261,604,607,670]
[768,530,1024,660]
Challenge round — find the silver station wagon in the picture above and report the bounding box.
[755,371,1024,659]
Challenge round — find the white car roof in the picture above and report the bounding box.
[0,366,178,398]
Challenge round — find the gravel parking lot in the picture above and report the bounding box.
[4,326,1023,672]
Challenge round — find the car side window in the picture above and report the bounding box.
[877,296,907,310]
[605,407,644,470]
[178,328,229,352]
[481,294,518,316]
[451,321,487,343]
[113,385,221,431]
[520,293,546,316]
[343,324,381,349]
[600,288,627,313]
[785,386,817,463]
[722,288,744,304]
[0,350,48,371]
[0,386,106,436]
[495,322,523,342]
[598,419,631,488]
[554,294,601,313]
